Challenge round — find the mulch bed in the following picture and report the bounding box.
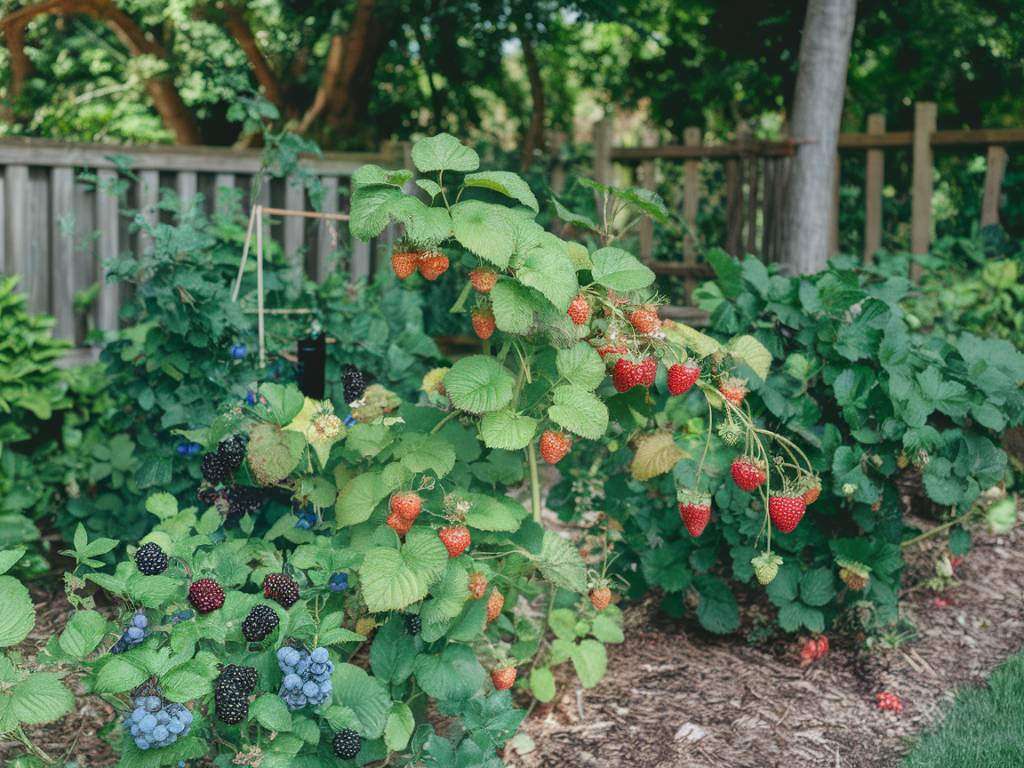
[509,519,1024,768]
[5,516,1023,767]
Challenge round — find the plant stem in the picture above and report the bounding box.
[527,441,542,524]
[16,728,54,765]
[430,410,459,434]
[900,509,977,549]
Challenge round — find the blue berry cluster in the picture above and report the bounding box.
[111,612,149,654]
[124,695,192,750]
[175,442,201,456]
[328,572,349,592]
[277,646,333,710]
[230,344,248,360]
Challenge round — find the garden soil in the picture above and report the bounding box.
[4,515,1023,768]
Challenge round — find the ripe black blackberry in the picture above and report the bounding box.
[242,604,279,642]
[214,682,250,724]
[342,364,368,404]
[263,573,300,608]
[217,435,246,473]
[332,728,362,759]
[226,485,263,522]
[218,664,258,694]
[134,543,168,575]
[403,613,421,635]
[201,451,232,484]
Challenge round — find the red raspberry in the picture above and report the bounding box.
[567,295,591,325]
[387,510,413,536]
[730,457,767,492]
[612,358,656,393]
[485,589,504,622]
[469,268,497,293]
[539,430,572,465]
[439,526,471,557]
[718,377,748,406]
[628,306,660,334]
[667,363,700,395]
[768,496,807,534]
[491,665,517,690]
[391,250,419,280]
[418,251,449,281]
[188,578,225,613]
[876,692,903,713]
[589,586,612,611]
[389,492,422,522]
[471,306,496,340]
[468,572,488,599]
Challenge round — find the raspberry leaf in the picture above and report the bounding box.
[590,246,656,291]
[480,410,537,451]
[463,171,539,212]
[0,576,35,647]
[410,133,480,173]
[555,343,605,390]
[445,356,515,414]
[451,201,515,268]
[548,385,608,440]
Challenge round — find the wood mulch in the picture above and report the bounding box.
[4,515,1023,767]
[508,518,1024,768]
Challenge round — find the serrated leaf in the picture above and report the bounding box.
[611,186,669,223]
[490,281,542,335]
[451,201,515,268]
[411,133,480,173]
[695,577,740,634]
[480,411,537,450]
[416,179,442,199]
[464,494,528,532]
[529,667,556,702]
[413,644,486,702]
[551,196,598,231]
[358,530,448,612]
[590,247,655,291]
[556,344,606,390]
[58,610,107,658]
[631,432,685,481]
[335,471,387,528]
[144,492,178,520]
[516,242,579,312]
[332,663,392,738]
[385,702,415,751]
[663,321,723,358]
[464,171,538,212]
[370,618,418,684]
[548,385,608,440]
[533,531,586,593]
[420,561,470,626]
[350,185,402,241]
[0,576,34,647]
[394,433,456,479]
[727,335,772,381]
[570,639,607,688]
[0,549,24,577]
[445,356,515,414]
[94,656,148,693]
[10,673,73,726]
[390,196,452,246]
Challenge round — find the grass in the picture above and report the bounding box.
[902,650,1024,767]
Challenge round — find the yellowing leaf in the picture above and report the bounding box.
[727,335,772,381]
[663,321,722,359]
[631,432,686,481]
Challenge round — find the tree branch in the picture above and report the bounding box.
[519,26,547,171]
[0,0,203,144]
[221,2,287,115]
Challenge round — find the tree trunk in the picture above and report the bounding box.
[519,31,546,171]
[781,0,856,274]
[299,0,394,139]
[222,3,287,116]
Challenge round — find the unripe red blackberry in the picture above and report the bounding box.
[242,604,279,642]
[263,573,299,608]
[188,578,225,613]
[332,728,362,759]
[134,542,168,575]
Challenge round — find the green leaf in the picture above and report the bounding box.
[590,247,655,291]
[352,164,412,189]
[551,196,598,231]
[490,281,543,335]
[135,456,172,489]
[548,385,608,440]
[420,560,470,626]
[530,667,556,702]
[799,568,835,608]
[695,577,740,634]
[516,243,579,312]
[144,492,178,520]
[630,431,685,481]
[416,179,442,199]
[413,644,486,702]
[777,602,825,634]
[10,672,73,726]
[726,335,772,382]
[533,531,587,593]
[445,356,515,414]
[94,656,148,693]
[0,549,24,576]
[411,133,480,173]
[556,344,606,390]
[548,608,577,640]
[246,423,303,485]
[570,639,607,688]
[350,185,403,241]
[335,471,388,528]
[0,576,35,647]
[480,411,537,450]
[451,201,515,268]
[464,494,529,532]
[358,530,448,612]
[58,610,107,658]
[384,702,415,751]
[394,433,456,479]
[161,656,215,703]
[464,171,539,212]
[252,693,293,732]
[332,663,392,739]
[389,196,452,246]
[369,618,418,685]
[126,573,179,609]
[612,186,670,223]
[662,322,722,358]
[707,248,743,298]
[591,613,625,644]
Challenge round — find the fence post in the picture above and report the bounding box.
[592,115,614,188]
[96,169,121,332]
[725,135,745,256]
[910,101,936,281]
[637,126,658,262]
[682,127,702,300]
[980,145,1008,227]
[547,130,567,196]
[863,113,885,264]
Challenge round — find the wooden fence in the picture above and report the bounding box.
[596,101,1024,316]
[0,138,403,345]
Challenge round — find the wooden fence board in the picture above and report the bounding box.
[316,176,340,280]
[5,164,28,299]
[863,113,885,263]
[725,158,743,255]
[981,145,1008,226]
[51,167,76,340]
[95,169,120,331]
[911,102,937,281]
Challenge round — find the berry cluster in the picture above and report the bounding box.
[876,691,903,713]
[333,728,362,759]
[242,604,279,643]
[342,364,368,405]
[799,635,829,667]
[390,246,450,282]
[263,573,300,608]
[200,435,247,485]
[215,664,258,724]
[110,611,149,654]
[134,543,168,575]
[123,694,192,750]
[277,647,333,710]
[188,578,225,614]
[328,572,349,592]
